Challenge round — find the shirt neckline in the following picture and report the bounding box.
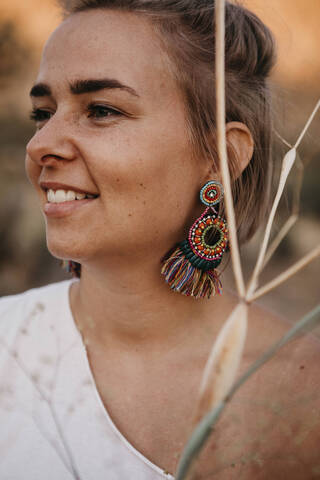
[64,279,175,480]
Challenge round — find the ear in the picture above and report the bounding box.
[201,122,254,185]
[225,122,254,179]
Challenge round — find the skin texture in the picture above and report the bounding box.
[25,9,320,479]
[26,8,253,352]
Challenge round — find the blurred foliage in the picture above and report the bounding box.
[0,21,30,85]
[0,17,68,295]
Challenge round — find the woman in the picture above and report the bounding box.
[0,1,319,479]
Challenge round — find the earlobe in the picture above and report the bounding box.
[225,121,254,179]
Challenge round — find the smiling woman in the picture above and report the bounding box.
[0,1,320,480]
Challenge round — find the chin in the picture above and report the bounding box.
[46,233,85,263]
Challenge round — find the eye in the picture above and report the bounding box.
[28,104,123,127]
[29,108,53,123]
[87,103,123,119]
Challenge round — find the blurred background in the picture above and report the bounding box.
[0,0,319,321]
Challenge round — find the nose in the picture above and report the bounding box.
[26,113,78,168]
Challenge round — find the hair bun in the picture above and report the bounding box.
[225,2,276,79]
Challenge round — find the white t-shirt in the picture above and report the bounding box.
[0,280,174,480]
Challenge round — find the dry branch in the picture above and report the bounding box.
[248,244,320,302]
[216,0,245,298]
[246,148,297,299]
[262,154,304,268]
[193,303,248,425]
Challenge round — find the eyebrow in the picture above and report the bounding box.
[29,78,139,98]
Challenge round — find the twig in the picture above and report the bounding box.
[175,304,320,480]
[177,3,247,478]
[247,99,320,299]
[216,0,245,298]
[262,154,304,268]
[294,99,320,149]
[247,244,320,302]
[246,148,297,298]
[273,130,293,149]
[262,214,298,268]
[194,303,248,425]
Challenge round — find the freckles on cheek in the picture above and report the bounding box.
[90,124,182,205]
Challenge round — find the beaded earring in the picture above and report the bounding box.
[61,260,81,278]
[161,180,228,299]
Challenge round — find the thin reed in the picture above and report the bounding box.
[174,1,320,478]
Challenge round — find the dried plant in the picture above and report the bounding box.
[0,2,319,480]
[174,1,320,478]
[175,304,320,479]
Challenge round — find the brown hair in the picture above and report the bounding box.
[60,0,276,243]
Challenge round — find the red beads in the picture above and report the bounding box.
[200,181,224,207]
[188,208,228,261]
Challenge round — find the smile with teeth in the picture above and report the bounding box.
[46,189,98,203]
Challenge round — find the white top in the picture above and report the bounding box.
[0,280,175,480]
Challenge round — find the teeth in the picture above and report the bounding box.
[46,189,95,203]
[55,190,67,203]
[75,192,86,200]
[66,190,76,201]
[47,189,55,202]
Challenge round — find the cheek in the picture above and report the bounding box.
[86,125,188,204]
[83,127,198,245]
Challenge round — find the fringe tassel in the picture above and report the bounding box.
[61,260,81,278]
[161,246,222,299]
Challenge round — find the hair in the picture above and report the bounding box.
[59,0,276,245]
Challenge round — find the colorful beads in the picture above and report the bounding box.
[188,206,228,262]
[200,180,224,207]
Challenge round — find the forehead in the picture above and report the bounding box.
[38,9,174,97]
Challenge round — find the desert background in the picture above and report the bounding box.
[0,0,319,322]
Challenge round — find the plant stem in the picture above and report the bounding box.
[248,244,320,302]
[216,0,245,298]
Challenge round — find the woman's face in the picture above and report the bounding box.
[26,9,208,266]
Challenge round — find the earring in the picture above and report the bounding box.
[61,260,81,278]
[161,180,228,299]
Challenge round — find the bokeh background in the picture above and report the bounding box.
[0,0,319,321]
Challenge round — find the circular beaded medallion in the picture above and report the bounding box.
[188,209,228,263]
[200,180,223,207]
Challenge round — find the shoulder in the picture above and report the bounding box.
[0,280,79,386]
[243,301,320,422]
[199,298,320,479]
[238,303,320,478]
[0,280,75,342]
[245,301,320,382]
[0,280,73,315]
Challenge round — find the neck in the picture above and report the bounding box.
[69,254,230,356]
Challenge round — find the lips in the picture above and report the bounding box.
[39,181,99,218]
[43,196,97,218]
